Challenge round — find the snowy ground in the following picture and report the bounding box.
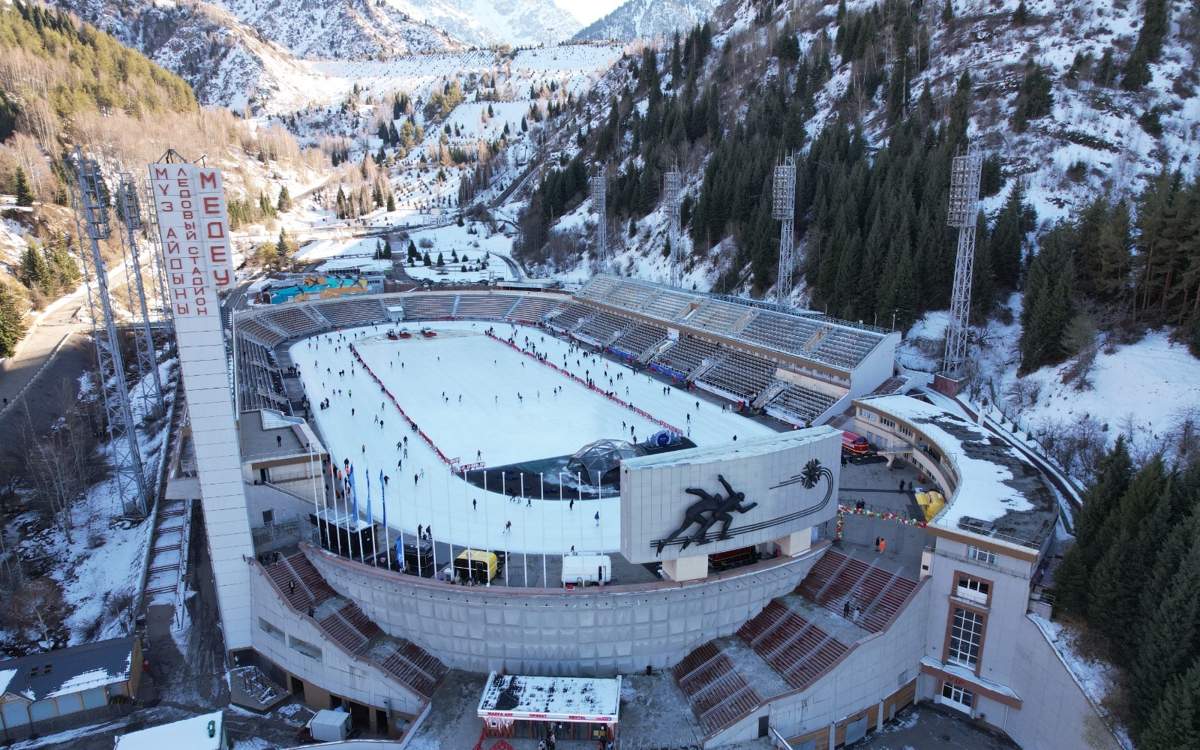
[290,322,773,554]
[901,296,1200,471]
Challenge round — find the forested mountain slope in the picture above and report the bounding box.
[518,0,1199,364]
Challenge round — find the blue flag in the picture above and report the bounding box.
[348,464,359,524]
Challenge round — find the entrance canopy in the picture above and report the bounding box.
[477,672,622,724]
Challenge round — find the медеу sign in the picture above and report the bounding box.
[148,163,235,318]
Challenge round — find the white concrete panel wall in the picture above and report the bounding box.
[848,332,899,399]
[306,544,825,676]
[1002,616,1122,750]
[710,582,931,747]
[249,564,424,716]
[177,314,255,650]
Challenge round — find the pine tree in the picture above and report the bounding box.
[1122,0,1169,90]
[1086,458,1171,653]
[276,185,291,212]
[386,194,395,212]
[14,167,33,207]
[275,229,291,269]
[1140,659,1200,749]
[1013,0,1028,25]
[18,245,47,290]
[0,283,26,357]
[941,0,953,24]
[989,181,1026,290]
[1133,541,1200,734]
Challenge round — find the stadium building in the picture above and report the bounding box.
[159,273,1120,749]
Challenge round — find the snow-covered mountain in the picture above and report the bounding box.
[386,0,581,48]
[52,0,580,109]
[574,0,719,41]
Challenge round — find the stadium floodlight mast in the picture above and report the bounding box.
[942,147,984,379]
[773,153,798,304]
[115,172,166,414]
[70,150,151,518]
[591,164,609,273]
[664,167,684,287]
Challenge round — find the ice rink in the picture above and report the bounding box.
[291,322,776,556]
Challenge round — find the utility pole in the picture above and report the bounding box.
[942,148,984,380]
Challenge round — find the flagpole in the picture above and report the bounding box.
[520,473,527,587]
[482,469,489,587]
[330,460,343,556]
[540,473,547,588]
[502,471,508,587]
[382,471,392,571]
[369,468,379,567]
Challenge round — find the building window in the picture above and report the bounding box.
[940,682,974,712]
[262,509,275,526]
[948,608,985,669]
[966,545,997,566]
[288,635,322,661]
[956,575,990,605]
[881,417,896,429]
[259,617,284,642]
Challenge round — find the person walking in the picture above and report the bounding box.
[594,511,600,527]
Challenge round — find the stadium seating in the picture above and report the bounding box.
[685,300,755,334]
[262,305,330,338]
[400,294,457,320]
[651,336,720,377]
[764,383,838,426]
[796,550,919,634]
[610,322,667,359]
[237,317,286,348]
[697,349,777,401]
[547,302,593,331]
[673,642,763,736]
[263,552,447,699]
[454,294,521,320]
[737,600,849,690]
[236,335,289,413]
[576,310,631,345]
[316,299,387,328]
[506,295,565,323]
[640,290,696,321]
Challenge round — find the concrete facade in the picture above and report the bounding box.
[248,562,426,721]
[713,582,932,748]
[305,541,827,676]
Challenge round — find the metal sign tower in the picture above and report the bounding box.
[664,168,683,287]
[116,173,165,413]
[773,154,798,303]
[139,176,172,321]
[71,153,150,517]
[942,148,984,378]
[591,165,608,273]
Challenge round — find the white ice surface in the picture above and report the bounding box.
[291,322,774,553]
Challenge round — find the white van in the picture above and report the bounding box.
[562,554,612,587]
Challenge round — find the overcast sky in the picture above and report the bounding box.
[554,0,625,25]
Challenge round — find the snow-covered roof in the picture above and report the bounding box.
[0,637,135,702]
[115,711,225,750]
[857,395,1058,550]
[477,672,621,723]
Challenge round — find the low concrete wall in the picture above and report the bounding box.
[305,541,829,676]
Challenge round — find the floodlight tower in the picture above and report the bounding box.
[942,148,984,379]
[139,176,171,321]
[116,173,165,412]
[591,164,608,273]
[773,154,798,304]
[664,168,683,287]
[71,152,150,517]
